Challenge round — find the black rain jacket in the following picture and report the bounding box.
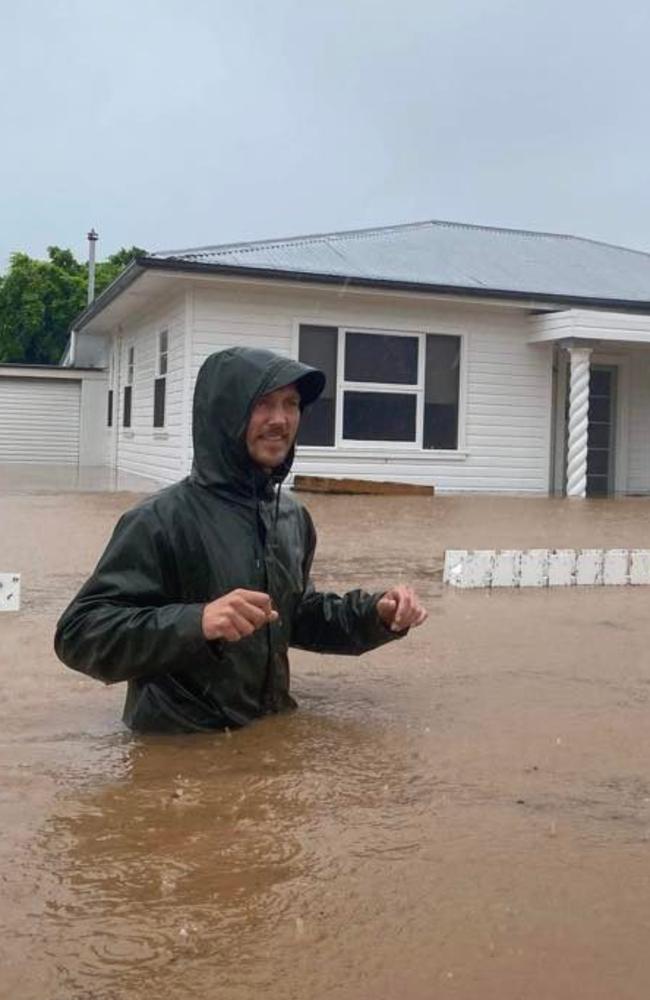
[54,347,402,732]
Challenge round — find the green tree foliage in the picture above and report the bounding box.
[0,245,146,364]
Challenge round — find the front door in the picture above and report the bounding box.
[586,365,617,497]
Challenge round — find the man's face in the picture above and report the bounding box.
[245,383,301,470]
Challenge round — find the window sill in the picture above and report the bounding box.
[153,431,169,440]
[296,446,469,462]
[122,430,134,439]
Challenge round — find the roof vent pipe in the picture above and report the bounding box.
[87,228,98,304]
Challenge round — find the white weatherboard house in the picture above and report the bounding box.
[62,220,650,496]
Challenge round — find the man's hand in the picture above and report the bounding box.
[202,589,279,642]
[376,585,427,633]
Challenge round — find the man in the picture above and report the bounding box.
[55,347,427,732]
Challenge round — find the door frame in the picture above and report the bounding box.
[552,349,630,495]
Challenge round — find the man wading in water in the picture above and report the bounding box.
[55,347,427,732]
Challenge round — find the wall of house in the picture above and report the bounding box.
[109,290,188,483]
[78,371,110,466]
[186,279,554,494]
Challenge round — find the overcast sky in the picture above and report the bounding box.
[2,0,649,270]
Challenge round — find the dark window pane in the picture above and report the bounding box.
[423,335,460,449]
[589,396,611,422]
[107,389,113,428]
[587,450,609,475]
[345,332,418,384]
[297,325,337,446]
[590,370,612,395]
[123,385,132,428]
[154,377,166,428]
[343,391,416,441]
[587,475,609,496]
[588,422,610,448]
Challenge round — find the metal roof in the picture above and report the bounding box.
[150,220,650,304]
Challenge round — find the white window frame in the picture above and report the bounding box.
[336,327,424,450]
[292,320,467,456]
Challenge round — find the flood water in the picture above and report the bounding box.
[2,482,650,999]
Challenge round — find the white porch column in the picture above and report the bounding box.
[566,346,592,497]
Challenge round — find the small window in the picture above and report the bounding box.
[107,389,113,428]
[123,385,132,428]
[153,377,166,428]
[154,330,168,427]
[297,325,337,446]
[158,330,168,376]
[127,346,134,385]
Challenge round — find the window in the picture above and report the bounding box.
[107,389,113,428]
[297,325,337,446]
[123,345,134,428]
[123,386,132,428]
[153,378,166,428]
[297,325,460,449]
[154,330,168,427]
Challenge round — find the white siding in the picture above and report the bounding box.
[189,281,554,494]
[0,376,80,464]
[111,292,187,484]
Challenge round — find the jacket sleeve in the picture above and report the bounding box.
[290,508,406,656]
[54,505,221,684]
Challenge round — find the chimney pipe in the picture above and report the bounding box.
[87,228,98,304]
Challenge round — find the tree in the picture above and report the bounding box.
[0,245,146,364]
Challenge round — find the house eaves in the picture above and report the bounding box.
[71,260,146,332]
[134,254,650,315]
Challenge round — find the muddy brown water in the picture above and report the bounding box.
[1,483,650,999]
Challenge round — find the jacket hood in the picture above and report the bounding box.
[190,347,325,499]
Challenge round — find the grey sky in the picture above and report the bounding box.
[2,0,649,270]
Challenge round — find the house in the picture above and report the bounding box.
[60,220,650,496]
